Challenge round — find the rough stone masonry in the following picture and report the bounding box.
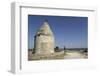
[34,20,55,55]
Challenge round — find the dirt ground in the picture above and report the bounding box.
[28,51,88,61]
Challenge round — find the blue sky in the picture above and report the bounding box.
[28,15,88,49]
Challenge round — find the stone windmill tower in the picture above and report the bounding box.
[34,20,55,55]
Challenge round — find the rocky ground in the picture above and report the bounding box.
[64,51,87,59]
[28,50,88,61]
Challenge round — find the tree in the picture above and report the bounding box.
[32,48,35,54]
[54,46,59,52]
[64,46,66,50]
[83,48,88,52]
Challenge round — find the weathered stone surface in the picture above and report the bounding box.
[34,20,55,55]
